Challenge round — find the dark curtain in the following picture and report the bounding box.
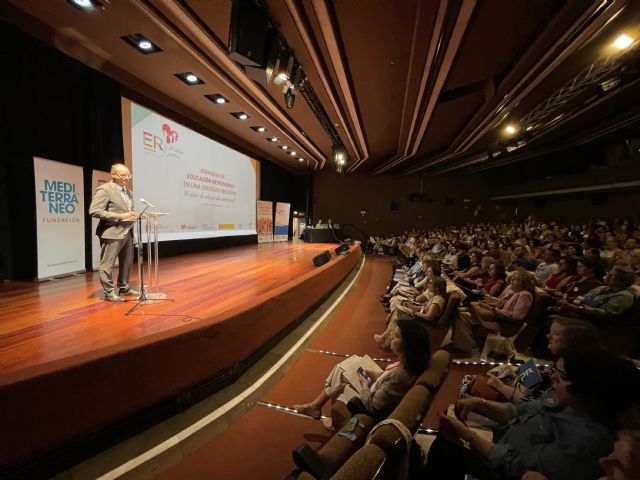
[0,21,123,279]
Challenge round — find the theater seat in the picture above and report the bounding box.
[511,287,552,352]
[330,443,385,480]
[291,350,450,479]
[588,286,640,357]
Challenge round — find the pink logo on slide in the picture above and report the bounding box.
[162,124,179,144]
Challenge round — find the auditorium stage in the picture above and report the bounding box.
[0,241,362,474]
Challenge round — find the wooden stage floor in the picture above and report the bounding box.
[0,241,362,473]
[0,241,349,376]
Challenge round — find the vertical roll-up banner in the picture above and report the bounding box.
[256,200,274,243]
[91,170,113,270]
[274,202,290,242]
[34,157,85,280]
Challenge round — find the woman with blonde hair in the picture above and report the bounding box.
[452,268,535,355]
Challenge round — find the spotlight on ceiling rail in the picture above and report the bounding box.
[332,145,349,174]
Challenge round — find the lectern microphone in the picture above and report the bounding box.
[140,198,155,208]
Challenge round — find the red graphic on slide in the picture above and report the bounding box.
[162,124,179,144]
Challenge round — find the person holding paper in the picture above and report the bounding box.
[89,163,138,302]
[422,349,638,480]
[293,318,430,432]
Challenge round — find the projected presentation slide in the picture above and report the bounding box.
[126,100,257,241]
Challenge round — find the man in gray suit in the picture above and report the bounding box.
[89,163,139,302]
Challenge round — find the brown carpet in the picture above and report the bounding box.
[156,255,395,480]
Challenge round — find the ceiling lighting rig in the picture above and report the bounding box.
[227,0,343,157]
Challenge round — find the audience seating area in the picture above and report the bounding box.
[287,217,640,480]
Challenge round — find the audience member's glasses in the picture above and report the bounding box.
[550,365,568,381]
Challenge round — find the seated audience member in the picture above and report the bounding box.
[548,256,603,303]
[375,277,446,349]
[566,242,584,258]
[460,261,507,303]
[600,234,623,262]
[441,242,459,270]
[534,249,560,286]
[508,245,534,271]
[485,240,504,263]
[455,255,492,289]
[482,317,601,404]
[294,319,430,432]
[543,256,577,293]
[456,243,472,270]
[550,264,636,320]
[452,250,483,280]
[452,269,535,355]
[430,236,446,257]
[619,237,640,274]
[423,349,640,480]
[584,247,607,279]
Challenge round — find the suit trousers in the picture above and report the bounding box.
[99,230,134,295]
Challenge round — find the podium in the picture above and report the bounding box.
[143,212,169,299]
[126,209,173,314]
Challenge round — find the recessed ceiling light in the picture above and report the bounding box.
[175,72,205,85]
[205,93,228,104]
[68,0,100,9]
[280,145,289,150]
[230,112,249,120]
[289,151,297,156]
[613,34,633,50]
[298,157,304,162]
[267,137,278,142]
[121,34,162,55]
[251,126,267,132]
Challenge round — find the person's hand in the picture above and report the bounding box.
[437,412,471,444]
[122,211,138,221]
[365,368,381,381]
[454,397,481,422]
[521,472,548,480]
[485,373,503,392]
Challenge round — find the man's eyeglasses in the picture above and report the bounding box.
[114,173,132,179]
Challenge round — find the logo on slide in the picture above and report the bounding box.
[143,124,179,156]
[162,123,179,144]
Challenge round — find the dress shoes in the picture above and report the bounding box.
[105,293,125,302]
[119,288,139,296]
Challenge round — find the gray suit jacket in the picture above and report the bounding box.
[89,181,135,240]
